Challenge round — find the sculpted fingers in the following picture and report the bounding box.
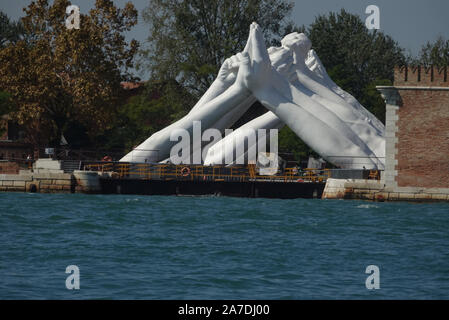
[277,60,294,75]
[235,51,252,89]
[250,23,270,65]
[217,58,233,81]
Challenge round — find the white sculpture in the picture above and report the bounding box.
[203,111,282,166]
[121,22,385,169]
[204,31,385,167]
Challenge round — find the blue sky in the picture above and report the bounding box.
[2,0,448,76]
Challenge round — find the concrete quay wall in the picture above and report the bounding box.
[323,178,449,202]
[0,170,102,193]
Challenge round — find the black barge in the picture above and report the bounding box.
[86,163,329,199]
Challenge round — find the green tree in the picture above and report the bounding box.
[306,9,405,100]
[278,126,315,163]
[0,91,12,115]
[99,80,196,152]
[0,0,139,148]
[141,0,294,96]
[0,91,12,137]
[0,11,25,48]
[415,36,449,66]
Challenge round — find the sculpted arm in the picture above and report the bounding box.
[239,23,379,169]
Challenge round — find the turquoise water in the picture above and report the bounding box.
[0,192,448,299]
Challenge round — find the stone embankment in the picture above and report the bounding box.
[0,159,101,194]
[322,178,449,202]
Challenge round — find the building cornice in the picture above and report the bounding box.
[376,85,449,91]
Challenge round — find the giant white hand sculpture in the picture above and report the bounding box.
[120,52,253,163]
[236,23,381,169]
[280,33,385,160]
[306,48,384,135]
[205,26,385,168]
[121,29,298,164]
[121,33,286,164]
[122,22,386,170]
[203,111,282,166]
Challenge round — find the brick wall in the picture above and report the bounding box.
[0,161,20,174]
[0,142,33,161]
[394,65,448,86]
[393,66,449,189]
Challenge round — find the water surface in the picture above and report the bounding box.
[0,192,448,299]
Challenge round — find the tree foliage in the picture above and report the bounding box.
[98,80,196,152]
[306,9,405,100]
[0,11,25,48]
[0,0,139,147]
[415,36,449,66]
[0,91,12,116]
[141,0,294,96]
[0,91,11,138]
[278,126,316,163]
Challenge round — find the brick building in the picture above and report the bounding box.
[377,66,449,199]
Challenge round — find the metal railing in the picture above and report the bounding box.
[33,147,125,161]
[325,156,385,170]
[83,162,332,183]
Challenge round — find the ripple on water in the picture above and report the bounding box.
[0,193,448,299]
